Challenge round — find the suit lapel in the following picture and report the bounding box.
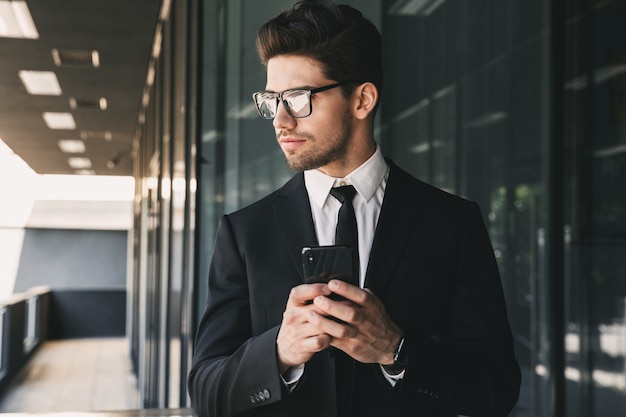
[364,162,426,296]
[272,173,318,281]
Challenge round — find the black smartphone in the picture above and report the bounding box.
[302,245,357,300]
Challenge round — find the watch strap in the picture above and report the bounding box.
[382,337,407,375]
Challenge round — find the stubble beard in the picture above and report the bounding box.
[282,117,353,172]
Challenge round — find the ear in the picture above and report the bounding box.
[352,82,378,120]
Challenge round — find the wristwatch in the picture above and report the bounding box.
[382,336,408,375]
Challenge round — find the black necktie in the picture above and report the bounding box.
[329,185,357,417]
[330,185,359,274]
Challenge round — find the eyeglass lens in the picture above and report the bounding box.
[254,90,311,119]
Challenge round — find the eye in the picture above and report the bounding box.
[285,93,309,113]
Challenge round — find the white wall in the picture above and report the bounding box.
[0,139,134,300]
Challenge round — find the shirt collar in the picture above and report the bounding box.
[304,145,388,208]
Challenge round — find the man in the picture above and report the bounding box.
[188,3,520,417]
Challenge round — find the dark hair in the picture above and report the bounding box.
[256,2,383,96]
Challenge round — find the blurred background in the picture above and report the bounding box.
[0,0,625,416]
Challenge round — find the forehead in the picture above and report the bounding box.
[265,55,328,90]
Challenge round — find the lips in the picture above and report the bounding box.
[278,136,307,151]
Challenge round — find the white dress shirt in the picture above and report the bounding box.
[304,144,388,287]
[280,145,403,388]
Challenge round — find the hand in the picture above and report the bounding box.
[276,283,334,374]
[309,279,403,365]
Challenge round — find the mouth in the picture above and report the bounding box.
[278,135,307,151]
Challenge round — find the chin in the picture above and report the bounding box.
[285,157,313,172]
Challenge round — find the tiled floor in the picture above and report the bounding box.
[0,338,140,413]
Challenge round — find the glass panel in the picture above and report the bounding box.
[381,1,550,415]
[237,1,296,209]
[564,1,626,415]
[431,85,456,193]
[196,0,300,327]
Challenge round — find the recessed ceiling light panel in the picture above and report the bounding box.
[43,112,76,130]
[58,139,86,153]
[19,70,62,95]
[0,0,39,39]
[75,169,95,175]
[67,157,92,169]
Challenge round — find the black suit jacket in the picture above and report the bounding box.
[188,161,521,417]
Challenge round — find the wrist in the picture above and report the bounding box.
[381,333,401,365]
[278,362,291,376]
[382,335,408,375]
[276,342,296,375]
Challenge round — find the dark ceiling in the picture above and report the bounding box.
[0,0,162,176]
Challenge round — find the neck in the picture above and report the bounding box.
[318,138,376,178]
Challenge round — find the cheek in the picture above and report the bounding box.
[314,106,350,134]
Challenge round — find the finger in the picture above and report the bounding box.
[282,302,335,329]
[287,283,332,305]
[277,322,324,345]
[277,329,332,369]
[287,334,332,363]
[311,296,366,335]
[302,333,333,352]
[327,280,369,306]
[307,310,356,339]
[278,321,332,354]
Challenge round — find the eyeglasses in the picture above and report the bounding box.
[252,82,348,119]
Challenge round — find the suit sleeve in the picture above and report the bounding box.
[399,202,521,417]
[187,215,286,417]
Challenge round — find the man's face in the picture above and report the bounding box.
[265,55,354,173]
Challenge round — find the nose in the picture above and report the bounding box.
[272,99,296,130]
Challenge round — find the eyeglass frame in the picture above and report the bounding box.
[252,81,351,119]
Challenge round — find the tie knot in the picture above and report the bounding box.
[330,185,357,204]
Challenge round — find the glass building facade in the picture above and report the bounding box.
[129,1,626,415]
